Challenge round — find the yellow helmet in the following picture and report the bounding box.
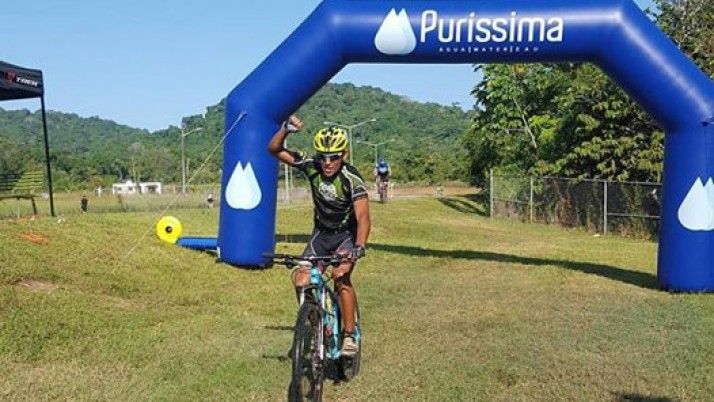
[313,126,348,153]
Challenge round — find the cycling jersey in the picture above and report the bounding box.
[292,152,368,232]
[376,163,390,181]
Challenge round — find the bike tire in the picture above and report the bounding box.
[379,186,387,204]
[338,301,362,381]
[289,301,324,402]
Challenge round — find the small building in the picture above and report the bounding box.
[139,182,163,194]
[112,180,137,195]
[112,180,163,195]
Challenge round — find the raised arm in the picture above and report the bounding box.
[267,115,304,165]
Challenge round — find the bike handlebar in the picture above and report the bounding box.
[262,252,350,269]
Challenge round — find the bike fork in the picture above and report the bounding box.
[318,288,328,361]
[324,292,342,358]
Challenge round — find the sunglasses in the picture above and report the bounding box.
[317,153,343,162]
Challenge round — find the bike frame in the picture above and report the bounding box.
[298,261,361,360]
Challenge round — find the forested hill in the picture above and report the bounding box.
[0,82,473,190]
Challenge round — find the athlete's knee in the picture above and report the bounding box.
[333,266,353,291]
[335,276,353,290]
[291,266,311,287]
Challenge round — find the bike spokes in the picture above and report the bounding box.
[290,302,324,401]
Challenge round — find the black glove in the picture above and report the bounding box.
[350,245,366,261]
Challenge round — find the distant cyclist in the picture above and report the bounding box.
[267,115,371,357]
[373,157,391,199]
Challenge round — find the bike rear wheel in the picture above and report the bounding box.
[289,301,324,401]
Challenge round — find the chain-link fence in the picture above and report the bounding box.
[489,171,661,238]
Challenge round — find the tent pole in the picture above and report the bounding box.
[40,95,55,217]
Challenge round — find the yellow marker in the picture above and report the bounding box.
[156,216,183,244]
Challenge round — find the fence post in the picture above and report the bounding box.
[529,176,534,223]
[489,169,494,218]
[603,179,608,235]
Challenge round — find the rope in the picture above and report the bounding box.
[112,111,248,273]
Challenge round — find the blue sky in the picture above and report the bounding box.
[1,0,656,131]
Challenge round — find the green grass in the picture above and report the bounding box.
[0,190,216,219]
[1,194,713,401]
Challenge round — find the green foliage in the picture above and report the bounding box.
[0,109,157,191]
[654,0,714,76]
[273,82,470,184]
[462,61,663,184]
[462,2,714,184]
[0,83,471,189]
[535,65,663,182]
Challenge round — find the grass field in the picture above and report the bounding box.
[0,190,214,219]
[1,193,713,401]
[0,183,469,219]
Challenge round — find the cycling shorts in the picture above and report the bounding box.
[302,227,356,258]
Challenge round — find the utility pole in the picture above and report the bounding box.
[323,118,377,164]
[180,125,202,195]
[355,139,396,164]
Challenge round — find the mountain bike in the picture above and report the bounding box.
[263,252,362,402]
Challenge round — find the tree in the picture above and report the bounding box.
[462,64,569,184]
[0,83,473,188]
[128,142,144,182]
[463,62,670,182]
[655,0,714,76]
[461,1,714,184]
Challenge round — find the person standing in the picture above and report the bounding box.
[80,193,88,213]
[206,191,215,208]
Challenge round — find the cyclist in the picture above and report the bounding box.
[373,156,391,198]
[267,115,371,357]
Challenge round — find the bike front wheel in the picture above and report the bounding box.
[289,301,324,402]
[338,301,361,381]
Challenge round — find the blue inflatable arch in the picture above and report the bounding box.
[215,0,714,291]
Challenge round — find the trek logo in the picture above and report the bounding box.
[5,70,40,87]
[16,76,40,87]
[375,9,565,56]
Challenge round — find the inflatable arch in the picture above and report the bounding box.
[212,0,714,292]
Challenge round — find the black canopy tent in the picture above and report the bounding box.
[0,60,54,216]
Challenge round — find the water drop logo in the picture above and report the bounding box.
[678,177,714,231]
[225,161,262,210]
[375,9,417,55]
